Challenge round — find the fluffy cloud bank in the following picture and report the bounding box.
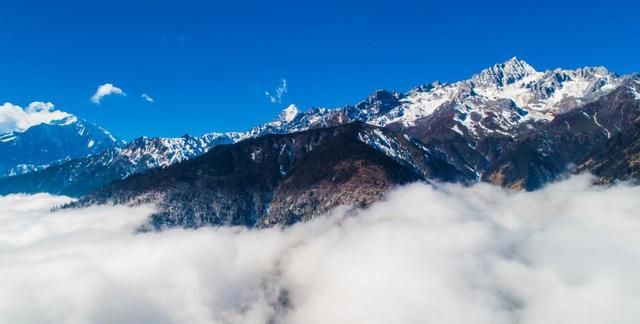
[91,83,126,104]
[0,102,72,133]
[1,175,639,324]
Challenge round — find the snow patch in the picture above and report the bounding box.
[279,104,299,123]
[451,124,464,136]
[592,112,611,139]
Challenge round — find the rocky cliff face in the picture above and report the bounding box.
[575,121,640,184]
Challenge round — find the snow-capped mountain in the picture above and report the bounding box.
[261,57,629,140]
[3,57,639,199]
[214,57,639,189]
[0,115,123,177]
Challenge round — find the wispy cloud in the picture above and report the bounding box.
[265,78,288,103]
[90,83,126,104]
[140,93,155,103]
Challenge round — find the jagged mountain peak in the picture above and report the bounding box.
[369,88,401,98]
[411,81,447,93]
[573,65,614,78]
[354,89,403,116]
[502,56,536,71]
[472,57,538,88]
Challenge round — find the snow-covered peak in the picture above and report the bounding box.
[472,57,538,88]
[279,104,299,123]
[354,89,403,117]
[117,132,240,169]
[572,66,614,79]
[411,81,447,93]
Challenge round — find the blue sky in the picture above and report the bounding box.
[1,0,639,140]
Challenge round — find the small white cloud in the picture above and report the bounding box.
[265,78,288,103]
[91,83,126,104]
[0,102,72,133]
[140,94,154,103]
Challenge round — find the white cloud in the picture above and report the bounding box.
[0,175,639,323]
[265,79,288,103]
[91,83,126,104]
[0,102,72,134]
[141,94,155,103]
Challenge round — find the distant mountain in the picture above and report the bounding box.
[0,132,239,196]
[0,116,123,177]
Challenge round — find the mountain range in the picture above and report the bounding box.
[2,57,639,228]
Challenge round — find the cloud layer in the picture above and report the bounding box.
[0,102,72,133]
[91,83,126,104]
[1,175,639,324]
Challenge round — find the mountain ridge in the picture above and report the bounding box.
[2,58,639,221]
[68,123,432,228]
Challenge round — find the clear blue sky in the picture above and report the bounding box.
[1,0,639,140]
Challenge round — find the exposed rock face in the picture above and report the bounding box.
[576,120,640,184]
[483,84,640,190]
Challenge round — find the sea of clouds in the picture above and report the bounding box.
[1,175,639,324]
